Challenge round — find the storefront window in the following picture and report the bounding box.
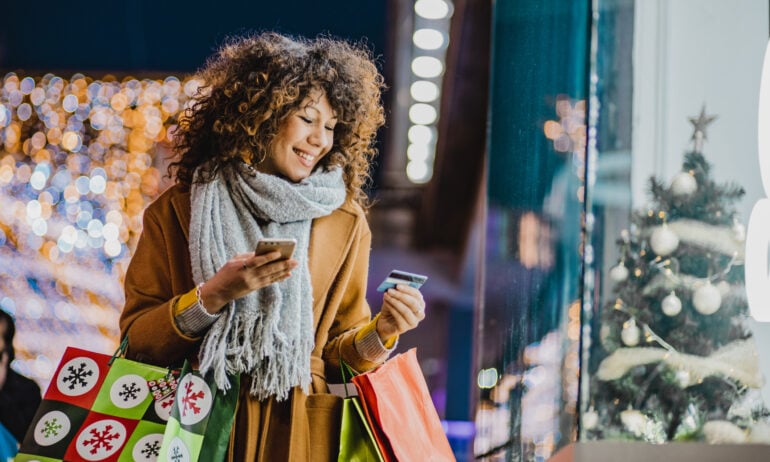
[581,0,770,446]
[476,0,770,459]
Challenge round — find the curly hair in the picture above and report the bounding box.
[169,32,386,206]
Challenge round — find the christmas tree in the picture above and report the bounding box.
[584,108,770,444]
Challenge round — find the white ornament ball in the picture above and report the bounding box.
[693,283,722,315]
[582,409,599,431]
[702,420,747,444]
[609,263,629,282]
[661,292,682,316]
[621,320,641,347]
[671,172,697,196]
[650,226,679,256]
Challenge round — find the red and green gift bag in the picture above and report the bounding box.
[158,361,239,462]
[16,345,178,462]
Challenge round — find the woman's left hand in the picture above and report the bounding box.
[376,284,426,341]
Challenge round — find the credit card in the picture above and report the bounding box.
[376,269,428,292]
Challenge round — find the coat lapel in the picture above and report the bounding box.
[308,206,357,322]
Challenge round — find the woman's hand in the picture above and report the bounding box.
[197,251,298,314]
[376,284,426,341]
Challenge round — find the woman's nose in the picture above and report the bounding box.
[308,125,330,148]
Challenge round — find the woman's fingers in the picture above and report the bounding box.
[386,285,425,315]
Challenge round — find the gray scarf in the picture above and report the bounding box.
[189,162,346,400]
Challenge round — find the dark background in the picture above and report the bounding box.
[0,1,388,75]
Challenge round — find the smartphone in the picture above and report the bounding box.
[255,238,296,260]
[376,269,428,292]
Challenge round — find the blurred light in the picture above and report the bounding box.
[102,222,119,241]
[20,77,35,94]
[31,218,48,236]
[410,81,440,103]
[30,171,47,190]
[406,160,431,183]
[409,103,438,125]
[62,94,79,113]
[104,239,121,257]
[407,143,431,162]
[415,0,451,19]
[408,124,434,145]
[411,56,444,78]
[0,298,15,315]
[89,176,106,194]
[87,219,104,238]
[413,29,445,50]
[75,175,91,194]
[477,368,499,389]
[26,200,42,219]
[17,103,32,121]
[61,131,82,151]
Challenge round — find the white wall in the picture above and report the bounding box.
[633,0,770,404]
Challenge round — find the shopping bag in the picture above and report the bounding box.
[338,363,384,462]
[158,360,238,462]
[351,348,456,462]
[16,341,179,461]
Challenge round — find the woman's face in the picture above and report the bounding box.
[259,91,337,182]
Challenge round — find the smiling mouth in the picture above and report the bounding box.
[294,149,316,163]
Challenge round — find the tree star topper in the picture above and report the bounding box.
[689,105,717,153]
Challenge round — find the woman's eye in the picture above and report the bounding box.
[299,116,312,123]
[325,126,335,132]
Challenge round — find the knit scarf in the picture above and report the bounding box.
[189,162,346,400]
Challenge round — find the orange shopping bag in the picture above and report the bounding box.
[351,348,456,462]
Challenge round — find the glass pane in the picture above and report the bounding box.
[474,1,589,460]
[581,0,770,445]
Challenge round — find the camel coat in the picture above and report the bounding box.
[119,184,384,461]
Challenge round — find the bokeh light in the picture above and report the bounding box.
[0,71,198,391]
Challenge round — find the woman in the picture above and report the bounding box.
[119,32,426,461]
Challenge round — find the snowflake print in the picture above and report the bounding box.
[63,361,95,390]
[119,381,142,401]
[82,423,121,455]
[75,419,127,460]
[176,374,212,425]
[33,411,71,446]
[170,445,184,462]
[141,439,161,458]
[180,380,205,417]
[132,433,164,461]
[56,356,99,397]
[41,418,63,438]
[111,374,150,409]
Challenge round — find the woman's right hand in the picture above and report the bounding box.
[197,251,298,314]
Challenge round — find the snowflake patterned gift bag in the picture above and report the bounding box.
[158,361,238,462]
[16,345,179,462]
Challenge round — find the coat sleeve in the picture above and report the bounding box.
[321,211,385,374]
[119,203,200,366]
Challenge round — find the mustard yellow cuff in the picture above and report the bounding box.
[354,313,398,360]
[175,287,199,317]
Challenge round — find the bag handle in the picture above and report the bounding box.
[108,337,129,365]
[340,360,358,398]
